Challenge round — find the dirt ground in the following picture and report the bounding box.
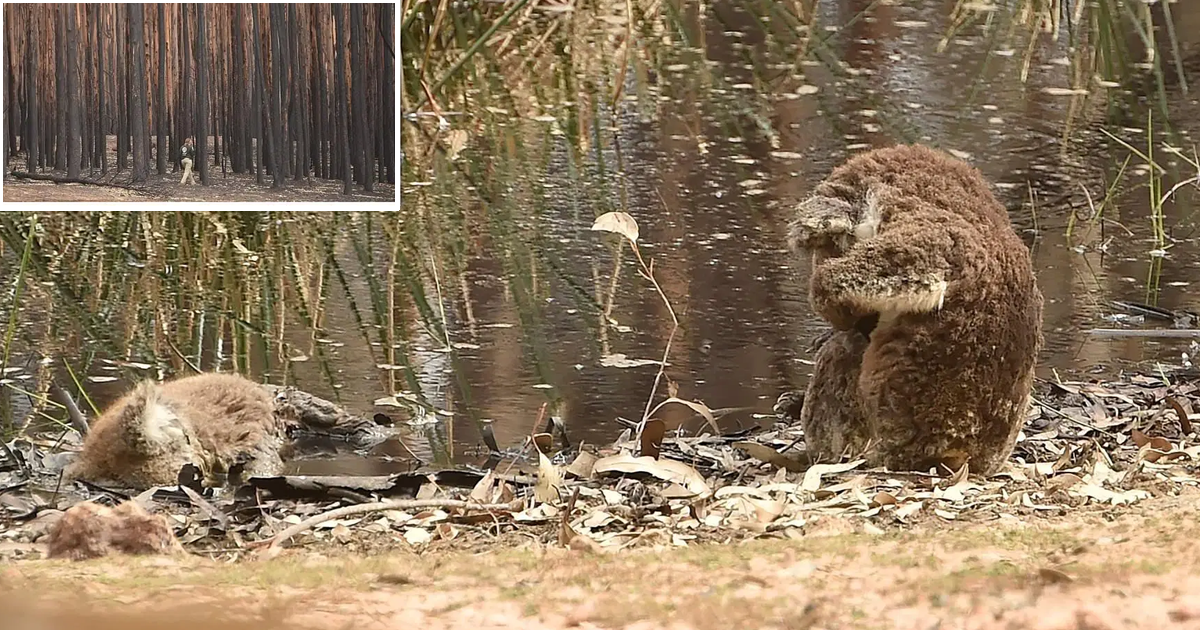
[2,171,396,202]
[5,491,1200,630]
[3,139,396,202]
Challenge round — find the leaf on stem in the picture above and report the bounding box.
[591,211,639,244]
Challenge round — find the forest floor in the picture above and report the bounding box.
[2,171,396,202]
[5,490,1200,630]
[3,147,396,202]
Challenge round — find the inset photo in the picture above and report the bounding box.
[3,3,396,202]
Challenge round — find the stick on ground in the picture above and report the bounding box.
[254,498,522,555]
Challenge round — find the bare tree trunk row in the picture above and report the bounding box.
[5,3,394,194]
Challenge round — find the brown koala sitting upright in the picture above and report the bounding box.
[64,372,289,489]
[787,144,1044,475]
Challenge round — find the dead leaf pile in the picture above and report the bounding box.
[3,371,1199,559]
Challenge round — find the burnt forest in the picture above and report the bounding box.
[2,3,396,202]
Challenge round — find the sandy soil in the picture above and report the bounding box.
[5,491,1200,630]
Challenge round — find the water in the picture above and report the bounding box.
[6,2,1200,477]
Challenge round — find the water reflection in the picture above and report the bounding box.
[4,3,1200,476]
[399,1,1200,457]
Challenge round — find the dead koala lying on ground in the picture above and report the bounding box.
[64,372,383,489]
[786,144,1044,475]
[44,500,183,561]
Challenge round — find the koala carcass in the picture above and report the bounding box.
[64,373,288,489]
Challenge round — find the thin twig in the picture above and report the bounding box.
[635,190,682,434]
[1087,328,1200,338]
[255,498,521,552]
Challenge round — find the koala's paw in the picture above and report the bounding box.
[773,390,805,422]
[787,196,856,253]
[841,273,948,315]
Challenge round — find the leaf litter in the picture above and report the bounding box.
[3,369,1200,561]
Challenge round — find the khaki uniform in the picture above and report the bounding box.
[180,144,196,185]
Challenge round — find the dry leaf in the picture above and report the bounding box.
[871,491,898,507]
[591,211,639,244]
[599,353,661,368]
[742,497,786,523]
[469,470,498,504]
[565,451,598,479]
[733,441,808,472]
[535,449,564,504]
[1128,430,1170,451]
[1045,473,1084,491]
[640,419,666,459]
[580,510,616,529]
[443,129,468,161]
[1166,397,1194,434]
[801,460,865,492]
[646,396,720,435]
[946,462,969,485]
[403,528,431,546]
[1041,87,1088,96]
[1072,484,1149,505]
[531,431,555,454]
[514,503,559,523]
[436,523,458,540]
[592,453,711,498]
[895,501,924,521]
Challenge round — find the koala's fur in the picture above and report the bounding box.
[44,500,184,561]
[787,144,1044,474]
[64,373,288,489]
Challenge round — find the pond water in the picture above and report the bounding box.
[5,1,1200,478]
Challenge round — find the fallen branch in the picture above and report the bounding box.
[1087,328,1200,338]
[253,498,522,553]
[7,171,149,192]
[264,384,400,451]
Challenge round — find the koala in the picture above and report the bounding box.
[64,373,289,489]
[786,144,1044,475]
[44,500,184,561]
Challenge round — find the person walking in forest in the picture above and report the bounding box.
[179,137,197,185]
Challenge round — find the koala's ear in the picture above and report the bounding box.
[855,184,894,242]
[787,195,856,253]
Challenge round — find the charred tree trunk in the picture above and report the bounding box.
[380,3,394,184]
[268,5,285,188]
[3,24,9,164]
[55,5,66,171]
[314,7,327,179]
[290,4,307,181]
[278,5,292,180]
[231,3,247,173]
[128,3,148,183]
[334,4,351,195]
[252,4,267,184]
[156,3,166,174]
[196,3,209,185]
[82,4,91,172]
[115,7,126,171]
[94,3,105,173]
[350,3,371,192]
[181,4,190,145]
[24,9,38,173]
[215,42,224,177]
